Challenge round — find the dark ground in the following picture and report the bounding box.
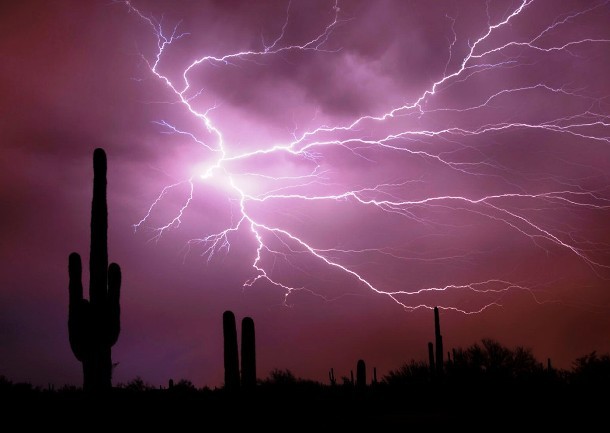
[1,380,607,429]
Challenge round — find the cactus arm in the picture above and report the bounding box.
[107,262,121,345]
[69,253,83,305]
[68,252,88,361]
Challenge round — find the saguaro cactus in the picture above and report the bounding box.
[68,148,121,392]
[223,310,240,390]
[241,316,256,389]
[329,368,336,386]
[434,307,444,375]
[356,359,366,388]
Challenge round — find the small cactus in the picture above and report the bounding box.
[241,317,256,389]
[223,310,240,390]
[329,368,336,386]
[428,341,435,373]
[356,359,366,388]
[434,307,444,375]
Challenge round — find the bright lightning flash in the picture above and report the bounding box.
[125,0,610,314]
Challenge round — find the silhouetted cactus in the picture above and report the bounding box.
[223,310,240,390]
[68,148,121,392]
[428,341,435,373]
[372,367,378,385]
[350,370,354,386]
[434,307,444,375]
[356,359,366,388]
[241,316,256,389]
[329,368,336,386]
[169,379,174,389]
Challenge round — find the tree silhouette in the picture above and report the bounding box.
[448,339,539,382]
[571,352,610,385]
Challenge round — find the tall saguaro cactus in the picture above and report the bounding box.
[223,310,240,390]
[434,307,444,375]
[241,316,256,389]
[68,148,121,391]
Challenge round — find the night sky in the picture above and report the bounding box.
[2,0,610,388]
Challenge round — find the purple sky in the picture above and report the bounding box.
[2,0,610,388]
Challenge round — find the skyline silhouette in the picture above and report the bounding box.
[1,0,610,389]
[0,147,608,425]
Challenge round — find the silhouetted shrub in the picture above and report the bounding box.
[265,369,297,386]
[384,360,432,386]
[447,339,541,383]
[571,351,610,385]
[119,376,154,391]
[174,379,197,391]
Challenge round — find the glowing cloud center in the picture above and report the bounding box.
[125,0,610,314]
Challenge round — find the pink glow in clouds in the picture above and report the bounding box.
[1,0,610,387]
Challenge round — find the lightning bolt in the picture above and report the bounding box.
[123,0,610,314]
